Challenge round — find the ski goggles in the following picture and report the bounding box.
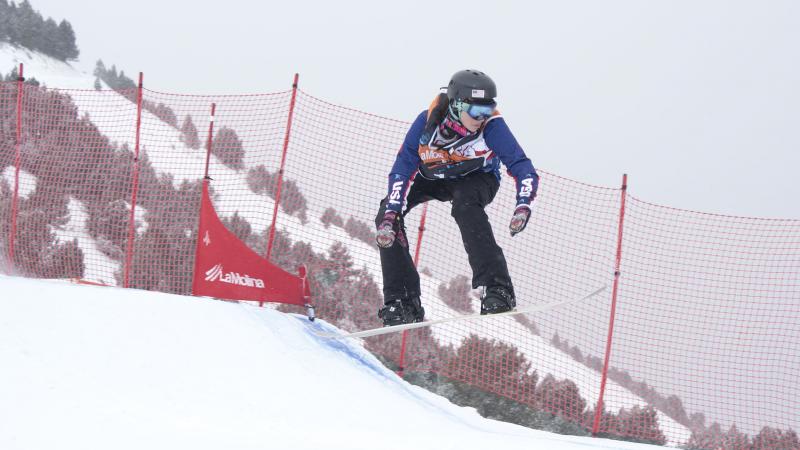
[455,100,496,120]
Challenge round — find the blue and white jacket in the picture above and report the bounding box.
[385,107,539,214]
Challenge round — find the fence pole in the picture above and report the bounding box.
[190,103,217,293]
[7,63,25,271]
[123,73,145,288]
[397,202,429,377]
[592,173,628,435]
[265,73,299,261]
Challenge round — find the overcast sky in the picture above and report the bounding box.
[30,0,800,218]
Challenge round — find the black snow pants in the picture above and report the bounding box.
[375,171,514,304]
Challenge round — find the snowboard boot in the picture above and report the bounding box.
[480,286,516,315]
[378,297,425,326]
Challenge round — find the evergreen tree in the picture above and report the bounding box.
[116,69,135,89]
[56,20,79,60]
[44,239,85,278]
[279,179,308,223]
[535,374,587,423]
[2,1,21,45]
[149,102,177,127]
[212,127,245,171]
[753,426,799,449]
[15,1,42,49]
[246,165,278,197]
[180,115,200,149]
[0,1,9,42]
[445,335,539,405]
[320,207,344,228]
[4,66,39,86]
[86,199,129,259]
[721,424,751,449]
[0,1,79,61]
[343,216,374,247]
[616,406,666,445]
[438,275,474,313]
[4,66,19,81]
[221,212,252,243]
[41,18,59,57]
[94,59,106,78]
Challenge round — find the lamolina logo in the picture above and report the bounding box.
[420,149,447,162]
[205,264,266,289]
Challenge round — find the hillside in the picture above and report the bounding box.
[0,42,90,88]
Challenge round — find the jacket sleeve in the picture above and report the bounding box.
[484,117,539,207]
[384,111,427,213]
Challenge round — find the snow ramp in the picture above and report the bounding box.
[0,275,665,450]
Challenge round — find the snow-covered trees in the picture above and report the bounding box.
[438,275,474,314]
[180,115,200,149]
[687,423,799,450]
[320,207,344,228]
[0,0,79,61]
[93,61,136,91]
[246,164,308,222]
[212,126,245,170]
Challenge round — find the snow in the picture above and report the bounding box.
[0,274,671,450]
[0,42,95,90]
[2,167,36,198]
[49,197,119,284]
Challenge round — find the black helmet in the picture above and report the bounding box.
[446,70,497,105]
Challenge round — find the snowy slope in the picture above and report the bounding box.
[0,42,96,89]
[0,43,690,444]
[0,274,672,450]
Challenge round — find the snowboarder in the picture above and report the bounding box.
[376,69,539,326]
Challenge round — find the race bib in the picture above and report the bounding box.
[418,146,450,166]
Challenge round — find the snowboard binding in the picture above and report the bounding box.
[480,286,516,315]
[378,297,425,326]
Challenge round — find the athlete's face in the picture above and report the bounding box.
[459,110,485,132]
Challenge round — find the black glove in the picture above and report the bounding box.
[376,210,399,248]
[509,205,531,237]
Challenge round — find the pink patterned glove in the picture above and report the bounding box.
[509,205,531,237]
[376,211,399,248]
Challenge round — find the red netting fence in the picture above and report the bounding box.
[1,70,798,450]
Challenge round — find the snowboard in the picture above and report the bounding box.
[316,285,607,340]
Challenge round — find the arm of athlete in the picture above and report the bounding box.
[484,117,539,236]
[376,111,426,248]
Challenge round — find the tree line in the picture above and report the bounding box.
[0,0,79,61]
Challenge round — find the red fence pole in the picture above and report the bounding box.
[123,73,145,288]
[397,202,429,377]
[265,73,299,261]
[7,63,24,271]
[412,204,429,266]
[592,173,628,435]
